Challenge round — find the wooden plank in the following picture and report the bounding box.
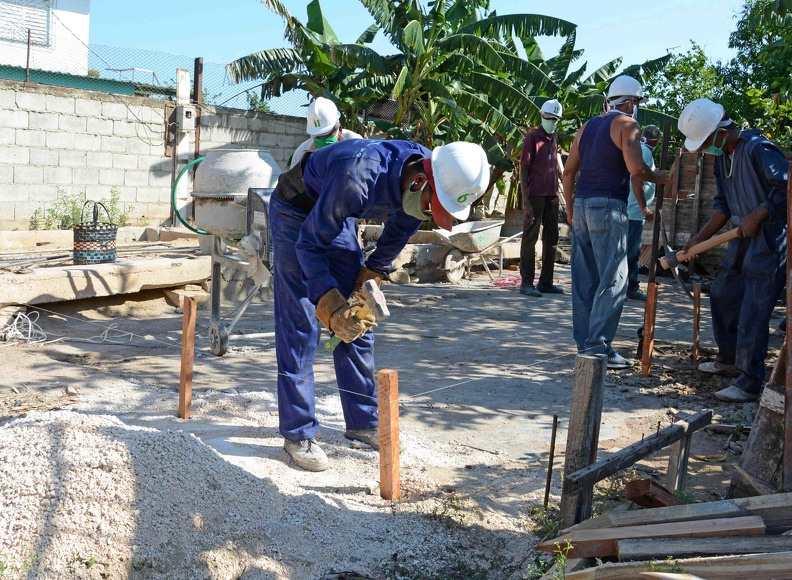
[565,410,712,495]
[178,296,196,419]
[692,283,701,361]
[641,282,659,377]
[559,354,607,529]
[566,551,792,580]
[731,463,778,496]
[537,515,765,559]
[618,535,792,561]
[666,426,693,492]
[689,153,704,274]
[378,368,400,500]
[539,558,588,579]
[625,479,682,508]
[561,491,792,536]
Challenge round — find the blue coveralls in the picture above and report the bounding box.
[269,139,429,442]
[709,129,789,395]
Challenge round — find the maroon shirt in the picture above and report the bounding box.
[520,127,559,198]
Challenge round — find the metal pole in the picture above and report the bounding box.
[192,57,203,162]
[785,165,792,489]
[544,414,559,508]
[23,29,37,88]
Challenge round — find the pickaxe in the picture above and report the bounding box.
[325,279,390,352]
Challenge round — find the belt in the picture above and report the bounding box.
[275,152,316,212]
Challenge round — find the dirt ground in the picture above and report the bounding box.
[0,263,785,579]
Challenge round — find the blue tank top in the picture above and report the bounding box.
[575,112,631,203]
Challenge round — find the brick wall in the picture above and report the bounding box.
[0,80,305,230]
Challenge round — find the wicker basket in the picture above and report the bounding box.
[73,201,117,265]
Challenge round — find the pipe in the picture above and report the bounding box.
[171,156,209,235]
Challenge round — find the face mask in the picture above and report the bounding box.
[313,134,338,149]
[402,181,431,221]
[541,118,558,133]
[641,138,658,152]
[631,104,638,119]
[704,129,726,156]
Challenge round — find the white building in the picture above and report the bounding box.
[0,0,90,76]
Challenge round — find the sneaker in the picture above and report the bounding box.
[284,438,330,472]
[698,360,738,376]
[627,290,647,301]
[519,283,542,297]
[714,384,759,402]
[344,429,379,450]
[536,283,565,294]
[607,352,633,370]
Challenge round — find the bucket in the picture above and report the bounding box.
[73,201,117,265]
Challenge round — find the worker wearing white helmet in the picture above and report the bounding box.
[677,98,789,402]
[518,99,565,297]
[290,96,363,169]
[562,75,670,370]
[271,138,490,471]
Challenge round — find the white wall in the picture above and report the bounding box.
[0,0,90,76]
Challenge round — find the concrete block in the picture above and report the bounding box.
[228,114,249,130]
[100,135,126,152]
[259,133,279,148]
[59,150,87,167]
[15,91,47,112]
[0,89,15,108]
[0,165,12,185]
[28,184,59,202]
[0,147,29,164]
[44,166,72,185]
[248,117,268,132]
[72,167,100,185]
[114,185,137,202]
[101,101,128,120]
[29,147,58,166]
[58,115,87,133]
[0,184,30,202]
[0,127,14,145]
[113,121,139,137]
[136,187,164,203]
[86,117,113,135]
[75,98,102,116]
[87,151,113,168]
[13,201,42,220]
[138,154,169,172]
[14,166,44,184]
[0,109,29,129]
[112,153,138,170]
[28,111,57,130]
[46,94,75,114]
[46,132,75,149]
[162,286,210,309]
[126,138,153,154]
[124,170,149,187]
[74,134,101,151]
[99,168,125,186]
[149,171,171,187]
[277,134,299,149]
[84,185,112,199]
[15,129,45,147]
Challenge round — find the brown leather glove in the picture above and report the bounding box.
[316,288,376,343]
[353,267,384,294]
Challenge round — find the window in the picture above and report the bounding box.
[0,0,52,46]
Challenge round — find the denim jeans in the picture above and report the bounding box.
[627,219,644,295]
[571,197,629,355]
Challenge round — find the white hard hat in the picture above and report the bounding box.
[306,97,340,136]
[430,142,490,229]
[607,75,648,104]
[678,98,726,151]
[540,99,563,119]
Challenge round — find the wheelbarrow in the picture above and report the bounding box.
[434,221,523,283]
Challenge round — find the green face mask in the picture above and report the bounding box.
[402,182,431,221]
[704,129,726,157]
[313,134,339,149]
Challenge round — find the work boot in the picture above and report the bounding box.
[607,351,633,370]
[344,429,379,450]
[698,360,738,376]
[519,282,542,297]
[283,438,330,472]
[536,283,565,294]
[627,289,647,301]
[713,384,759,402]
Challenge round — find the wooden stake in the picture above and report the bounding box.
[786,164,792,489]
[641,282,659,377]
[378,368,400,500]
[544,414,559,508]
[178,296,196,419]
[559,354,607,529]
[692,282,701,360]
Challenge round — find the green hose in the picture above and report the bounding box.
[171,156,209,235]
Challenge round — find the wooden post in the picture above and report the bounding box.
[178,296,197,419]
[379,369,400,500]
[689,153,705,275]
[667,427,694,492]
[785,164,792,489]
[641,282,659,377]
[560,354,607,529]
[693,282,701,361]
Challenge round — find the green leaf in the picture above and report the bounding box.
[457,13,576,40]
[619,54,672,83]
[492,48,559,94]
[436,34,505,70]
[391,65,411,99]
[465,72,540,120]
[356,23,379,44]
[403,20,426,55]
[306,0,340,44]
[584,58,623,85]
[329,44,394,75]
[226,48,304,83]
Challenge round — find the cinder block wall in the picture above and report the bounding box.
[0,80,305,230]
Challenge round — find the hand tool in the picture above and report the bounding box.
[325,279,389,352]
[659,227,741,270]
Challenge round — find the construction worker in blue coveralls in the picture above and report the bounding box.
[270,139,490,471]
[678,98,790,403]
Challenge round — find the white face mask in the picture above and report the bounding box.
[541,118,558,133]
[631,104,638,119]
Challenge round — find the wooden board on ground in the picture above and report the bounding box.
[566,551,792,580]
[560,491,792,535]
[625,478,683,508]
[617,535,792,561]
[537,515,765,559]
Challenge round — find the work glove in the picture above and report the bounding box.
[316,288,377,344]
[353,267,384,296]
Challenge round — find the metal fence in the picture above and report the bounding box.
[0,0,308,116]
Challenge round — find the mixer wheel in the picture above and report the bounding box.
[209,321,229,356]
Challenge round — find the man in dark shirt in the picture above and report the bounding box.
[519,99,565,297]
[678,98,789,402]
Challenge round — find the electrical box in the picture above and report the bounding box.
[176,105,196,132]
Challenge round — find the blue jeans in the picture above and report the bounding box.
[627,219,644,295]
[571,197,629,355]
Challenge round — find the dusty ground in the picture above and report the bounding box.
[0,264,784,579]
